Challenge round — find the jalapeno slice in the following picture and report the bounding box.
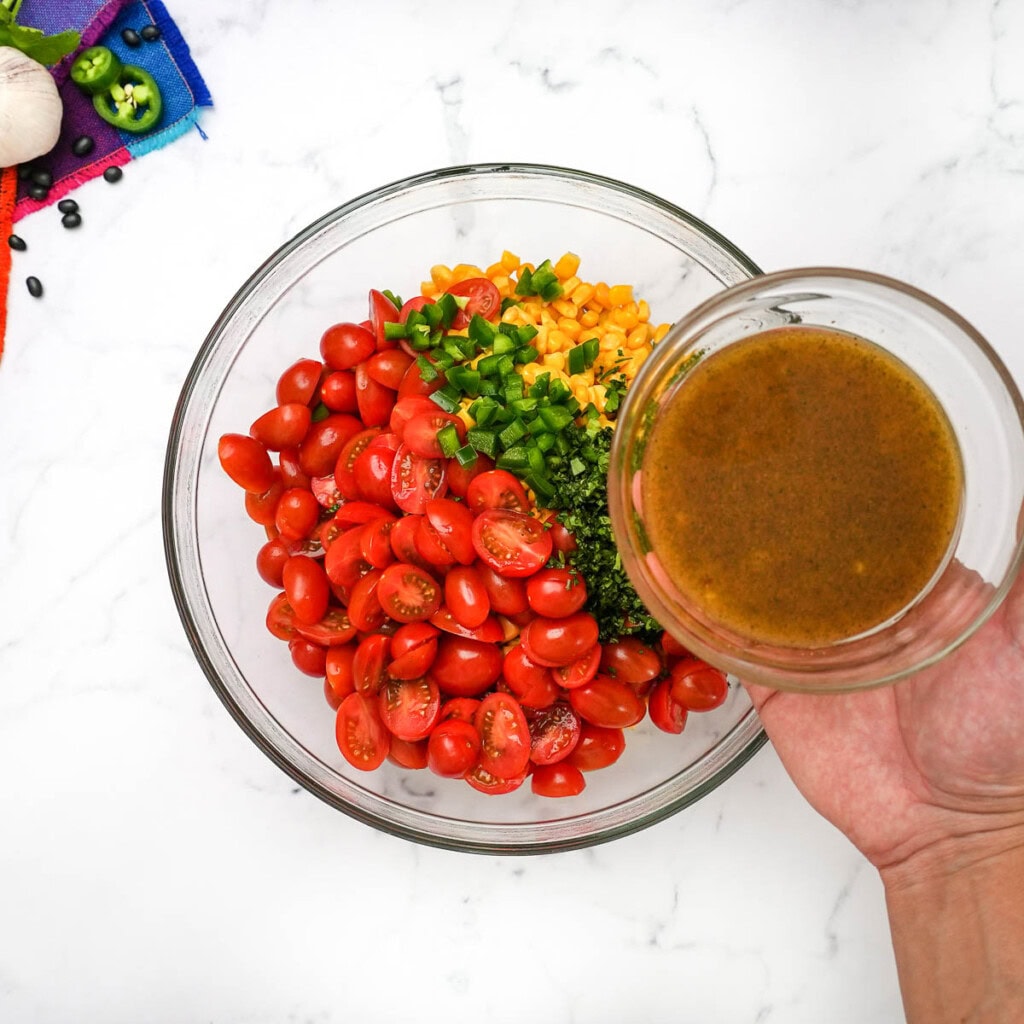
[70,46,123,95]
[92,65,163,134]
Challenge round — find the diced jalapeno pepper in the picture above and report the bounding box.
[92,64,163,134]
[70,46,123,95]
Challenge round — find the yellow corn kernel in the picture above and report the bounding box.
[554,252,581,280]
[637,299,650,322]
[518,363,543,386]
[608,284,633,306]
[571,283,595,306]
[523,300,544,322]
[549,328,574,352]
[501,250,520,272]
[456,406,475,430]
[599,335,623,352]
[578,328,601,344]
[560,275,581,296]
[610,307,638,331]
[653,322,671,343]
[556,317,582,341]
[579,309,599,329]
[543,351,566,371]
[551,298,578,319]
[627,324,650,349]
[589,383,608,407]
[594,282,611,308]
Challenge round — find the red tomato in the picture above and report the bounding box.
[476,563,529,616]
[550,643,601,690]
[648,678,689,734]
[527,702,581,766]
[520,613,600,668]
[427,718,481,778]
[668,658,729,711]
[387,736,429,770]
[531,762,586,798]
[464,762,528,795]
[278,447,311,490]
[377,562,442,623]
[266,592,298,641]
[324,526,371,588]
[319,516,345,550]
[391,443,448,515]
[474,692,531,780]
[325,644,356,704]
[548,520,577,555]
[336,692,390,770]
[526,567,587,618]
[445,451,494,498]
[414,517,456,568]
[218,433,277,493]
[425,497,475,565]
[281,555,330,625]
[568,675,646,729]
[430,635,503,697]
[446,277,501,324]
[429,608,504,644]
[250,403,312,451]
[319,370,358,413]
[276,358,322,406]
[368,289,401,348]
[320,321,376,370]
[298,413,363,478]
[351,445,399,510]
[440,697,481,722]
[310,474,342,510]
[245,477,284,526]
[289,638,327,676]
[399,295,430,320]
[661,629,692,658]
[397,358,444,399]
[346,569,387,633]
[379,675,441,741]
[275,488,321,541]
[600,637,663,686]
[444,565,490,629]
[367,350,414,390]
[359,517,396,569]
[389,514,428,567]
[565,723,626,772]
[471,508,553,578]
[503,644,559,709]
[389,395,439,439]
[387,624,439,680]
[334,500,393,529]
[256,537,290,587]
[354,364,397,428]
[294,607,356,647]
[403,411,467,459]
[334,427,381,499]
[352,633,389,694]
[465,470,530,513]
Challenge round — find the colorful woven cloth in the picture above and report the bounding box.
[0,0,211,362]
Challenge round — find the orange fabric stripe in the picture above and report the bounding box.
[0,166,17,367]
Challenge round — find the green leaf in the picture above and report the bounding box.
[0,6,80,64]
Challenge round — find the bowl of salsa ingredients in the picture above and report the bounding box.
[163,164,768,853]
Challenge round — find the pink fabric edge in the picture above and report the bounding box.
[13,150,131,223]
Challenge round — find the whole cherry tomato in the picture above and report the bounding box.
[444,565,491,629]
[250,403,312,451]
[281,554,330,625]
[431,635,503,697]
[320,322,376,370]
[427,718,481,778]
[276,358,322,406]
[289,637,327,676]
[668,657,729,711]
[218,433,276,493]
[526,567,588,618]
[520,613,599,668]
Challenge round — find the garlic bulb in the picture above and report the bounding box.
[0,45,62,168]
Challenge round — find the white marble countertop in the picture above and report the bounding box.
[2,1,1022,1021]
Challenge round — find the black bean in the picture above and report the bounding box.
[28,184,49,201]
[141,24,161,41]
[72,135,95,157]
[26,277,43,298]
[57,199,79,214]
[31,169,53,188]
[103,166,124,183]
[121,27,142,47]
[61,212,83,229]
[17,164,33,181]
[8,234,26,252]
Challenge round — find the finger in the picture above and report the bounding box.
[740,678,777,714]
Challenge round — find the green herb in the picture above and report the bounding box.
[0,0,80,64]
[546,422,661,643]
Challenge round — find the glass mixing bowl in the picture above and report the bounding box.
[163,163,767,853]
[609,268,1024,693]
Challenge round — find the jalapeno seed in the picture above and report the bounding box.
[58,199,79,214]
[141,25,161,41]
[72,135,95,157]
[8,234,26,252]
[61,212,83,229]
[26,277,43,298]
[103,166,124,183]
[121,27,142,47]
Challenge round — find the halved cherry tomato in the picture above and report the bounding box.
[531,762,586,798]
[299,413,363,477]
[282,554,330,625]
[389,395,440,440]
[359,517,396,569]
[336,692,389,770]
[310,475,342,510]
[295,607,356,647]
[503,644,559,709]
[391,443,447,515]
[245,477,284,526]
[368,289,401,348]
[256,537,291,587]
[387,736,429,770]
[399,295,430,321]
[324,526,371,588]
[465,470,530,513]
[278,447,311,490]
[320,321,376,370]
[568,674,646,729]
[526,567,587,618]
[444,565,490,629]
[414,517,456,568]
[218,433,277,493]
[397,358,443,399]
[668,657,729,711]
[446,451,494,499]
[377,562,442,623]
[474,692,531,780]
[387,622,439,680]
[600,637,663,686]
[464,762,528,795]
[520,613,599,668]
[319,370,358,413]
[527,702,581,766]
[427,718,481,778]
[325,644,356,704]
[354,364,397,428]
[440,697,481,722]
[403,411,467,459]
[476,563,529,616]
[389,514,427,567]
[379,675,441,741]
[648,678,689,734]
[548,520,577,555]
[346,568,387,633]
[366,349,414,390]
[250,403,312,451]
[334,427,381,500]
[351,444,399,510]
[550,643,601,690]
[353,633,389,694]
[266,592,298,641]
[334,500,393,530]
[289,637,327,676]
[446,277,501,326]
[661,629,692,658]
[275,488,321,541]
[425,498,475,565]
[276,358,322,406]
[565,723,626,772]
[471,508,553,578]
[431,635,503,697]
[429,608,504,644]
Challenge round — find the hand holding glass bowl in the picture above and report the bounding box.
[608,268,1024,693]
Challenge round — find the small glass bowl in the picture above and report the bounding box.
[163,164,769,853]
[609,268,1024,693]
